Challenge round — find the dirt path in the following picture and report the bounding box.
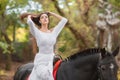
[0,62,23,80]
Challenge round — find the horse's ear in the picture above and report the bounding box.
[112,46,119,57]
[101,48,107,58]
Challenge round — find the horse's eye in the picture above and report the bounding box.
[101,65,106,70]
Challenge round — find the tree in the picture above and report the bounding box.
[0,0,28,70]
[38,0,97,50]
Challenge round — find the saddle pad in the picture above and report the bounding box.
[53,60,62,80]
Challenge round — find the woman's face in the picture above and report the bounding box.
[39,13,49,25]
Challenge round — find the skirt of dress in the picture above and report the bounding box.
[29,53,54,80]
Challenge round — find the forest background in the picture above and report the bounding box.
[0,0,120,80]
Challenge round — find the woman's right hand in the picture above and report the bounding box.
[20,13,31,21]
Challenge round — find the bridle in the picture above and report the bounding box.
[91,52,115,80]
[97,60,105,80]
[97,53,104,80]
[90,53,103,80]
[97,53,117,80]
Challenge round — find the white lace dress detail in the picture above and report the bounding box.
[27,15,68,80]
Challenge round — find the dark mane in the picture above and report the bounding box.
[65,48,101,61]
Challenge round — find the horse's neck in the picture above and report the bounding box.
[73,53,99,65]
[57,53,100,80]
[74,53,100,80]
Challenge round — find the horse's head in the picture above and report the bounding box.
[98,47,119,80]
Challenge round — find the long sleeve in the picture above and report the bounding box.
[27,15,38,37]
[53,17,68,37]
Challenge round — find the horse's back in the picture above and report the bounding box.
[14,62,33,80]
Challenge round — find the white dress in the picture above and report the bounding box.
[27,15,68,80]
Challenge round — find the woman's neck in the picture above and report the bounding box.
[40,24,49,31]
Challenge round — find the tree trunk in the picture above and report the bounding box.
[51,0,91,49]
[13,25,16,42]
[113,29,119,49]
[5,54,11,70]
[0,13,12,70]
[31,37,38,55]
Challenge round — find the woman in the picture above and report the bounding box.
[20,11,68,80]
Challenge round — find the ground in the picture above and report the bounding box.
[0,62,23,80]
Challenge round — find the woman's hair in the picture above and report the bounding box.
[20,12,50,27]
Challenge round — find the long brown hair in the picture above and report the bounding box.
[20,12,50,27]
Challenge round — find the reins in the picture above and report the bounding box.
[90,53,102,80]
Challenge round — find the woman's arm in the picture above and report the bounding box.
[27,15,38,37]
[47,12,68,37]
[47,11,63,20]
[20,13,36,37]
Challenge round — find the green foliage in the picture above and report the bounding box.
[13,42,29,59]
[0,41,15,54]
[15,0,28,6]
[58,45,66,53]
[108,0,120,7]
[7,0,28,8]
[0,0,8,14]
[0,41,10,54]
[57,28,79,57]
[0,0,119,60]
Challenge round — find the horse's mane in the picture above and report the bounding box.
[65,48,102,61]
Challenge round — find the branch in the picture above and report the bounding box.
[51,0,65,16]
[51,0,88,48]
[1,31,11,44]
[0,13,11,44]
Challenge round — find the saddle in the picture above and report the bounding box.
[53,54,62,80]
[27,54,62,80]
